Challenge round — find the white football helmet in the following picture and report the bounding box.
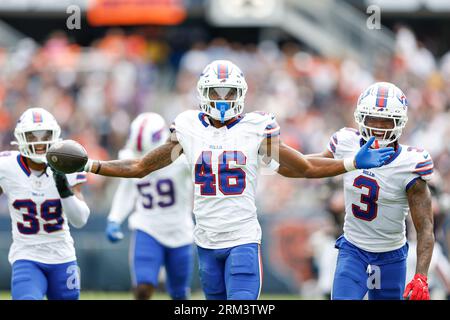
[124,112,169,157]
[354,82,408,147]
[197,60,248,123]
[12,108,61,164]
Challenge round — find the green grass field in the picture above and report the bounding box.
[0,291,300,300]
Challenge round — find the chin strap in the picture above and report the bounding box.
[216,102,230,124]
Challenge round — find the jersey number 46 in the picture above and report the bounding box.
[195,151,246,196]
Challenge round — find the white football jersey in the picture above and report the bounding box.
[0,150,87,264]
[108,150,194,248]
[170,109,280,249]
[328,128,434,252]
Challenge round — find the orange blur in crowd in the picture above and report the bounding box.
[87,0,187,26]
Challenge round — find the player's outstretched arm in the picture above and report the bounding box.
[85,134,183,178]
[403,179,434,300]
[276,150,334,177]
[262,136,394,178]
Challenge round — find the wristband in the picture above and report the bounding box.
[94,161,102,174]
[84,159,94,172]
[344,157,356,172]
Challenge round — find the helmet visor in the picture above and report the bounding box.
[207,87,239,101]
[23,130,55,157]
[25,130,53,143]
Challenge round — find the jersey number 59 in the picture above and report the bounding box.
[195,151,246,196]
[137,179,175,209]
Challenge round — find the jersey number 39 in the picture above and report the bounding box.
[352,175,380,221]
[195,151,246,196]
[14,199,63,235]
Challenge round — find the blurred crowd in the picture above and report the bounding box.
[0,26,450,271]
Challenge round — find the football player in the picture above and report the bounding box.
[0,108,90,300]
[54,60,395,300]
[278,82,434,300]
[105,112,194,300]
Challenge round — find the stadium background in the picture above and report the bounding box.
[0,0,450,299]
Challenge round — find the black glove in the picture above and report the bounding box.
[51,167,74,198]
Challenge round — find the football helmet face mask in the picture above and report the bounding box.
[354,82,408,147]
[197,60,248,123]
[13,108,61,164]
[124,112,169,157]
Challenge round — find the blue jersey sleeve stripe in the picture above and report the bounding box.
[415,161,433,169]
[332,134,338,145]
[406,177,420,192]
[329,141,336,153]
[415,169,434,175]
[415,165,434,171]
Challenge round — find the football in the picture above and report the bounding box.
[46,140,88,174]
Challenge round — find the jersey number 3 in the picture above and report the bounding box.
[195,151,246,196]
[352,175,380,221]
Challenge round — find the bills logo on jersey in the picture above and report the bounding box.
[362,170,375,177]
